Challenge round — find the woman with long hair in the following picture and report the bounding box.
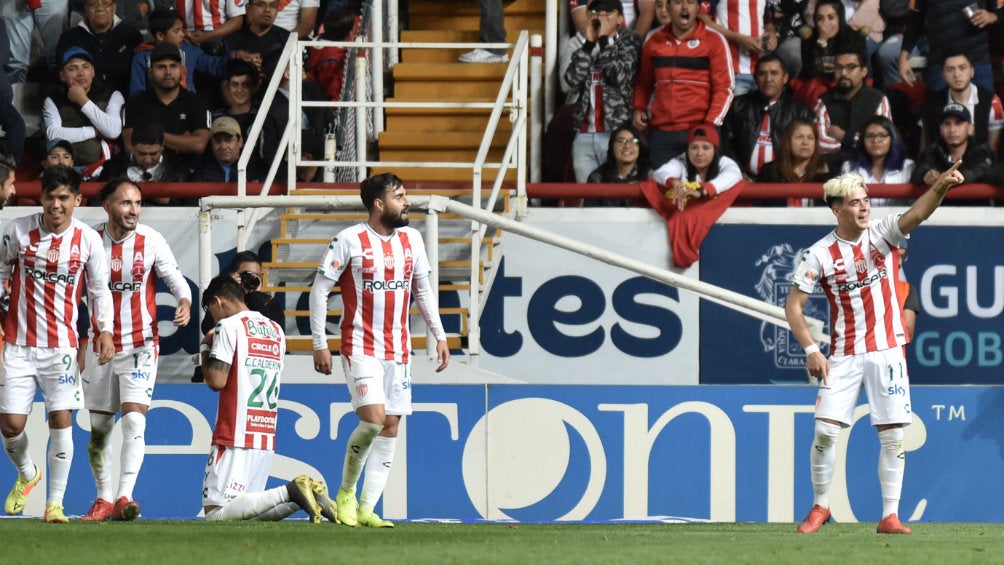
[759,118,833,184]
[792,0,866,104]
[652,124,742,211]
[585,124,651,206]
[842,115,915,206]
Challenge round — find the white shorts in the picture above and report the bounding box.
[0,344,82,414]
[202,444,273,507]
[83,345,158,412]
[341,354,412,416]
[815,348,913,427]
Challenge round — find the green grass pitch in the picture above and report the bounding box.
[1,520,1001,565]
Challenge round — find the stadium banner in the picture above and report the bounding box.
[5,383,1001,523]
[700,218,1004,385]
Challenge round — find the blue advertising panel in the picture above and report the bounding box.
[700,224,1004,385]
[4,384,1000,523]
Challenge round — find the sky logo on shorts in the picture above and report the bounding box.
[248,338,281,360]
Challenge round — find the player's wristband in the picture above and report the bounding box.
[200,343,210,355]
[804,344,820,356]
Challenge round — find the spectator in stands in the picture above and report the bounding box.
[177,0,245,55]
[458,0,508,63]
[307,7,357,102]
[56,0,143,94]
[222,0,291,70]
[572,0,656,40]
[274,0,320,39]
[723,54,813,180]
[646,0,671,41]
[100,122,187,206]
[191,116,245,182]
[912,103,995,187]
[123,43,211,175]
[918,51,1003,158]
[653,125,742,209]
[813,47,891,169]
[0,95,26,164]
[841,116,914,206]
[0,20,13,102]
[766,0,808,77]
[43,47,124,180]
[898,0,1002,94]
[41,138,74,170]
[130,10,236,97]
[758,117,834,195]
[793,0,865,104]
[257,48,334,182]
[564,0,642,184]
[2,0,69,83]
[212,59,260,139]
[585,124,650,206]
[70,0,153,34]
[701,0,776,96]
[633,0,734,168]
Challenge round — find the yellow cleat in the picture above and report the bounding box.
[5,465,41,515]
[356,507,394,528]
[335,487,358,527]
[44,501,68,523]
[310,479,339,524]
[286,475,322,523]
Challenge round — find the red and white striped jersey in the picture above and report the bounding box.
[175,0,245,32]
[94,224,192,352]
[713,0,766,76]
[791,214,908,357]
[0,215,113,348]
[273,0,320,33]
[315,223,431,363]
[210,310,285,451]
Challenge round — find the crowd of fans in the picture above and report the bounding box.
[0,0,361,204]
[551,0,1004,205]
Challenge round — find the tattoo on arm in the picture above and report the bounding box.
[204,358,231,373]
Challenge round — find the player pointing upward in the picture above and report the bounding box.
[310,172,450,528]
[785,162,964,535]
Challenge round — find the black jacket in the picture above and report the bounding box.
[920,86,999,149]
[722,87,814,177]
[911,138,995,185]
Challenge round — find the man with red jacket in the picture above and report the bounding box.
[632,0,734,167]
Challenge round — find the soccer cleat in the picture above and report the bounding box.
[286,475,322,523]
[458,48,508,64]
[310,479,339,524]
[797,504,831,533]
[334,487,358,527]
[876,513,912,534]
[82,498,115,521]
[113,497,141,521]
[356,507,394,528]
[5,465,41,515]
[44,501,68,523]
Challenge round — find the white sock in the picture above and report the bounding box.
[117,412,146,501]
[340,421,383,492]
[810,420,841,509]
[251,502,299,521]
[877,427,905,518]
[47,427,74,505]
[207,487,289,521]
[88,413,115,502]
[359,436,396,510]
[2,431,36,480]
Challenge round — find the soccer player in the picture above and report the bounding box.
[0,165,115,523]
[785,163,964,535]
[200,275,335,522]
[80,178,193,522]
[309,172,450,528]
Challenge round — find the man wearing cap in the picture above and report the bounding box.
[56,0,142,94]
[633,0,734,168]
[564,0,642,184]
[42,47,124,180]
[42,139,74,171]
[813,46,892,168]
[123,43,211,175]
[191,117,248,183]
[918,51,1004,157]
[912,103,995,187]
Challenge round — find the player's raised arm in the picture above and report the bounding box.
[898,160,964,235]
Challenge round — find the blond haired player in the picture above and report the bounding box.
[310,172,450,528]
[785,162,964,535]
[80,178,192,521]
[0,165,115,523]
